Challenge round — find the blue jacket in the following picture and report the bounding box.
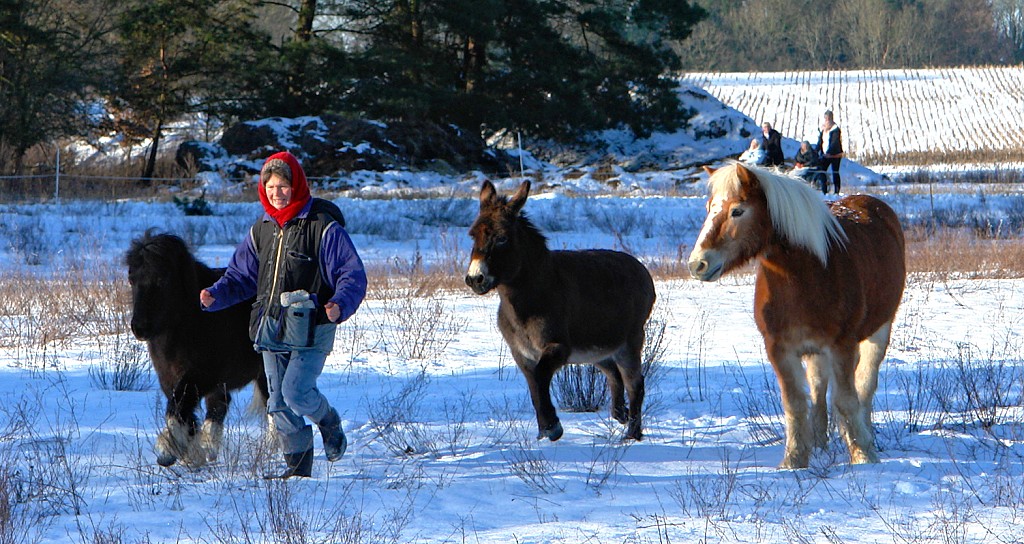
[204,198,367,325]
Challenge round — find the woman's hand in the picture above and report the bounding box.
[325,301,341,322]
[200,289,215,308]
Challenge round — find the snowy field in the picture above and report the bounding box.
[2,181,1024,544]
[685,67,1024,168]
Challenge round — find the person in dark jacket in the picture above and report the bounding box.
[816,110,844,194]
[200,151,367,479]
[793,140,827,194]
[761,122,785,167]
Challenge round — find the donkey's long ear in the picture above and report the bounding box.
[479,179,497,206]
[509,180,530,214]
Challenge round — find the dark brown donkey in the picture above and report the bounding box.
[466,180,656,441]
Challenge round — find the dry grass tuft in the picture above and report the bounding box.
[905,226,1024,280]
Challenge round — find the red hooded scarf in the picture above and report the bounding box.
[258,151,312,227]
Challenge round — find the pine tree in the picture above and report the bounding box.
[0,0,115,174]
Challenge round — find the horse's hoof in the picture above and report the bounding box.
[778,457,809,470]
[536,421,563,442]
[612,407,628,425]
[850,449,880,465]
[156,453,177,467]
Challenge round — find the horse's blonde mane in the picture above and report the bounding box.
[709,162,847,265]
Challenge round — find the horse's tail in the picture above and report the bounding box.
[247,373,269,420]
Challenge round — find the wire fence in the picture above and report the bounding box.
[0,174,205,204]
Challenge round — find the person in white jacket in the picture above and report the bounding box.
[739,138,767,166]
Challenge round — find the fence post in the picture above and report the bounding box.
[54,146,61,203]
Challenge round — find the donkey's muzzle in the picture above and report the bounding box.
[465,258,494,294]
[465,274,494,295]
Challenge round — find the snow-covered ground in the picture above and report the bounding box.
[2,182,1024,543]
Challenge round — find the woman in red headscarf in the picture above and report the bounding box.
[200,151,367,478]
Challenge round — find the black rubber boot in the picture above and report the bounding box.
[264,448,313,479]
[318,407,347,462]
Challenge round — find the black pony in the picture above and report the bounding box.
[465,180,656,441]
[126,231,268,467]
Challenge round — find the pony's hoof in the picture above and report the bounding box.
[623,418,643,441]
[624,429,643,441]
[536,421,563,442]
[156,452,177,467]
[612,407,628,425]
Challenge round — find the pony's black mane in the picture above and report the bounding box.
[125,231,218,293]
[126,231,194,267]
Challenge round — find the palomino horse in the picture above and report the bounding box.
[126,231,268,467]
[466,180,656,441]
[688,163,905,468]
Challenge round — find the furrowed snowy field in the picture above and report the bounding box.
[685,67,1024,167]
[3,70,1024,543]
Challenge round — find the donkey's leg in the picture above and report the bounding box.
[515,345,569,441]
[855,321,892,437]
[804,352,832,449]
[615,337,645,441]
[200,384,231,464]
[595,359,627,424]
[831,346,879,465]
[768,343,812,469]
[156,377,202,467]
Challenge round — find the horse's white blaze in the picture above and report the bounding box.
[467,257,488,278]
[694,194,727,251]
[688,195,729,279]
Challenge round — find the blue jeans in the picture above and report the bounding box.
[263,323,337,454]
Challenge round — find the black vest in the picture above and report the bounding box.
[249,198,346,337]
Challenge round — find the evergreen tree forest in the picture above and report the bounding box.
[2,0,1022,176]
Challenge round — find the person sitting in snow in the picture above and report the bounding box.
[738,138,767,166]
[792,140,827,194]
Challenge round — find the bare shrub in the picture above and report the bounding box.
[367,371,439,457]
[932,342,1024,429]
[553,364,607,413]
[905,226,1024,280]
[553,306,671,415]
[0,267,131,351]
[680,308,712,402]
[372,276,465,361]
[0,449,51,544]
[877,364,943,446]
[501,421,564,494]
[5,216,52,266]
[209,478,412,544]
[669,451,741,523]
[732,362,785,446]
[580,434,631,494]
[0,388,90,519]
[89,335,152,391]
[582,198,659,239]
